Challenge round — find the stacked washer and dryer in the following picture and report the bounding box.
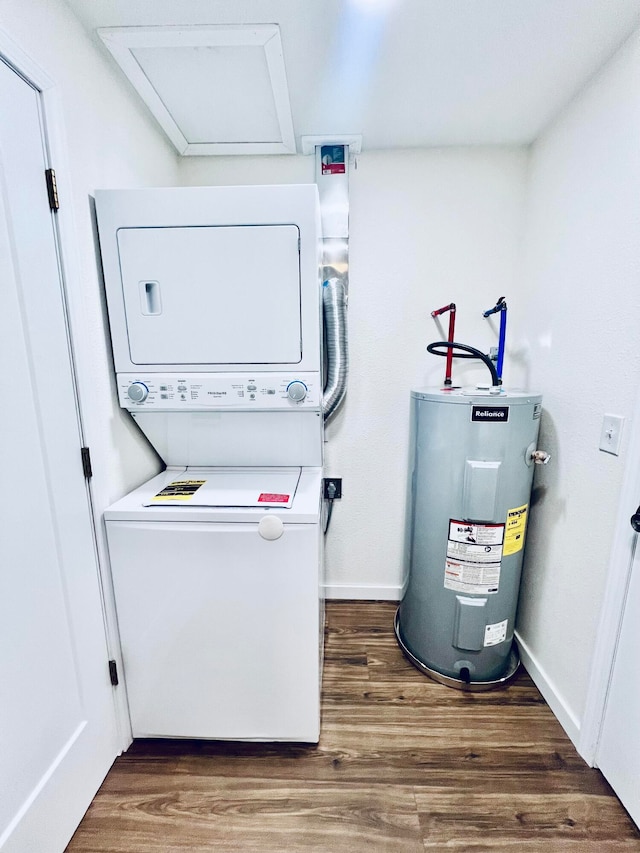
[97,185,326,743]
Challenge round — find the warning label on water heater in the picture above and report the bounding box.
[503,504,528,556]
[444,520,505,595]
[484,618,509,647]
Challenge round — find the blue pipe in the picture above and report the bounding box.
[483,297,507,384]
[497,305,507,382]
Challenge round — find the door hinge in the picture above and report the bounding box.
[45,168,59,211]
[81,446,92,479]
[108,659,119,686]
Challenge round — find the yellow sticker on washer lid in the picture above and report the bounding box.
[151,480,206,502]
[503,504,528,556]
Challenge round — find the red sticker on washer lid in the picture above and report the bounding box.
[258,493,290,503]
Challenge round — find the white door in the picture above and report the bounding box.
[596,526,640,826]
[0,59,118,851]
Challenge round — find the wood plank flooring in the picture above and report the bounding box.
[66,602,640,852]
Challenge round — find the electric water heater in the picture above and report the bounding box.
[395,388,542,688]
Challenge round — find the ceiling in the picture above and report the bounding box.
[65,0,640,152]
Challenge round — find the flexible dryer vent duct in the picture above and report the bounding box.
[315,143,350,423]
[322,277,348,422]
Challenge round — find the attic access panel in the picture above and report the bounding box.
[98,25,295,156]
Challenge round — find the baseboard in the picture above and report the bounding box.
[515,630,581,750]
[323,583,401,601]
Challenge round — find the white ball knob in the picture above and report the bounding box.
[258,515,284,540]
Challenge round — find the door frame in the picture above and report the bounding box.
[579,384,640,765]
[0,27,132,750]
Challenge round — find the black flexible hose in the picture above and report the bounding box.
[323,499,334,535]
[427,341,500,387]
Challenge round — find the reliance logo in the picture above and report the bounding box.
[471,405,510,423]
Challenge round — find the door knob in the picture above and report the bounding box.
[631,507,640,532]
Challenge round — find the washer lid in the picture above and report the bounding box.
[142,467,301,508]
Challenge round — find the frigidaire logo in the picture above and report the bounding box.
[471,405,510,423]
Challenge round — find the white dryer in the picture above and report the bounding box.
[96,185,325,742]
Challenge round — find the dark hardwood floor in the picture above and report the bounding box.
[67,602,640,852]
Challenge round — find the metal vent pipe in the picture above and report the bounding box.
[315,143,350,423]
[322,277,349,422]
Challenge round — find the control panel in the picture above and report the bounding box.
[116,373,321,411]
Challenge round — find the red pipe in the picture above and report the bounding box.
[431,303,456,386]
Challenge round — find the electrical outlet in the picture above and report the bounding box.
[323,478,342,499]
[599,414,624,456]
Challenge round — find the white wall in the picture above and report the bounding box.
[1,0,179,515]
[513,29,640,738]
[181,149,528,597]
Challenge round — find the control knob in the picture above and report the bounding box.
[127,381,149,403]
[287,380,308,402]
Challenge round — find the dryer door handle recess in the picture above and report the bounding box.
[139,280,162,315]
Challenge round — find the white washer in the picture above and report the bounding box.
[96,185,326,743]
[105,467,324,742]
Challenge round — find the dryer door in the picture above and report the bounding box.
[117,224,302,366]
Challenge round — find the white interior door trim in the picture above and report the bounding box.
[0,30,55,91]
[0,25,132,751]
[579,382,640,765]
